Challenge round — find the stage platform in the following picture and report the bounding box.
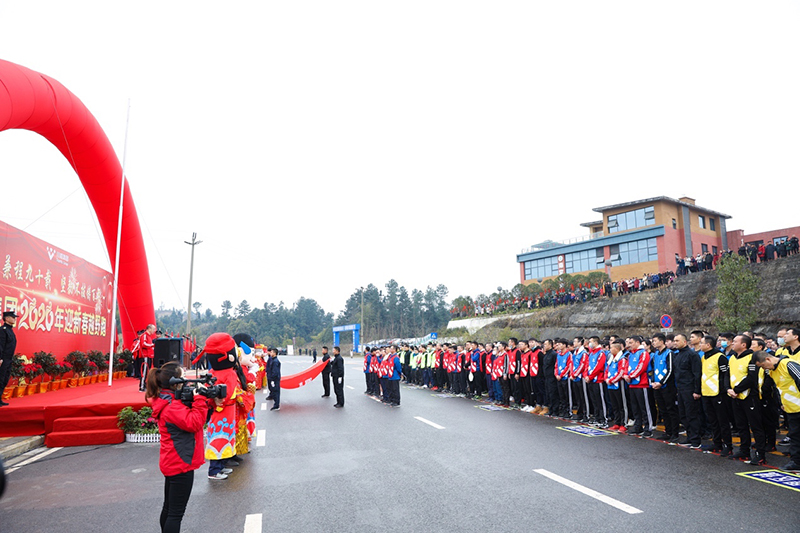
[0,378,147,445]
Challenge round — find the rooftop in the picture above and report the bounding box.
[592,196,731,219]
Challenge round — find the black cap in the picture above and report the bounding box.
[3,311,17,319]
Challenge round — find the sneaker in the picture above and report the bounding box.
[729,450,750,461]
[656,432,671,440]
[669,436,681,444]
[688,444,702,450]
[719,446,732,458]
[270,406,280,411]
[539,407,549,416]
[226,460,240,467]
[700,444,720,452]
[221,468,234,474]
[630,428,644,436]
[781,461,800,472]
[745,454,765,465]
[208,473,229,480]
[642,431,653,438]
[778,437,791,447]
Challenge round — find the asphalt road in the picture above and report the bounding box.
[1,356,798,533]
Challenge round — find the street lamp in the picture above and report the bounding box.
[185,233,202,340]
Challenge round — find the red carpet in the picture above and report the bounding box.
[0,378,147,447]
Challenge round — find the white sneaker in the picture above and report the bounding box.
[221,468,233,474]
[208,472,228,480]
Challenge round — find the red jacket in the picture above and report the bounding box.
[150,391,208,476]
[139,331,155,359]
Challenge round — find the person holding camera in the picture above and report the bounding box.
[145,361,209,533]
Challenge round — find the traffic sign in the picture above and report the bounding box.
[660,314,673,329]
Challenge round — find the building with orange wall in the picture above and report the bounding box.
[516,196,730,284]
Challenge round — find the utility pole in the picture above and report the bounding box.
[360,286,364,347]
[185,233,202,339]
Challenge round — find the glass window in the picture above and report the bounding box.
[709,218,716,231]
[607,206,656,234]
[712,246,718,254]
[609,237,659,267]
[701,244,708,253]
[774,237,787,246]
[672,218,677,229]
[698,215,706,229]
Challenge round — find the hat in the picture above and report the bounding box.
[3,311,17,319]
[190,332,235,365]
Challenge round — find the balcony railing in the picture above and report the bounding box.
[519,232,604,254]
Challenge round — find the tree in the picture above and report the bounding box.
[221,300,232,317]
[235,300,252,318]
[714,255,761,333]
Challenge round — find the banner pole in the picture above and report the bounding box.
[108,100,131,387]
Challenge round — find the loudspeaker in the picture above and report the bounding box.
[154,338,182,367]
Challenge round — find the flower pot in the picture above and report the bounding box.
[13,385,26,398]
[91,375,99,384]
[2,386,13,401]
[68,378,79,388]
[77,377,86,386]
[59,379,67,390]
[26,384,37,395]
[125,433,160,443]
[37,382,49,393]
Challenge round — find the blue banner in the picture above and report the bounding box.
[736,470,800,492]
[557,426,617,437]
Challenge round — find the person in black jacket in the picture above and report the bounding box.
[331,346,345,408]
[267,348,281,411]
[541,339,558,416]
[726,335,766,464]
[673,334,702,448]
[0,311,18,407]
[320,346,331,398]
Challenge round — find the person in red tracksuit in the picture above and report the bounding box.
[138,324,157,392]
[146,362,208,533]
[518,340,533,411]
[584,336,608,426]
[625,335,654,437]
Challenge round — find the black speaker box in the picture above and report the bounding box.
[154,337,182,367]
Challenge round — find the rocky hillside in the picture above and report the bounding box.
[469,254,800,342]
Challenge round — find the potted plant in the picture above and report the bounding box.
[87,350,108,381]
[65,351,88,384]
[117,406,160,443]
[62,361,78,387]
[33,351,58,392]
[22,361,43,395]
[113,351,131,379]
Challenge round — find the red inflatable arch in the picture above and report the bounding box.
[0,58,154,348]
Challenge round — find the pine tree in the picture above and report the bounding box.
[714,255,761,333]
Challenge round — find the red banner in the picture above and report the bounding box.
[0,220,113,359]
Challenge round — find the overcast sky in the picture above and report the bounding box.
[1,1,798,319]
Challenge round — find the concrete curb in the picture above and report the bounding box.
[0,436,45,461]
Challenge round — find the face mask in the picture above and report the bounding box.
[778,337,786,347]
[720,341,728,349]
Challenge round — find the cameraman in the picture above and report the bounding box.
[146,362,209,533]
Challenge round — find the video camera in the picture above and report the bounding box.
[169,374,227,406]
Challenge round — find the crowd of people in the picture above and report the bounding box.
[373,329,800,472]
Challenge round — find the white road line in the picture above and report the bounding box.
[346,385,354,390]
[5,447,63,474]
[256,429,266,447]
[261,403,267,411]
[533,469,643,514]
[414,416,445,430]
[244,513,263,533]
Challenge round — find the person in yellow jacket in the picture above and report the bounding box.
[775,327,800,362]
[699,335,732,456]
[726,335,766,464]
[754,350,800,472]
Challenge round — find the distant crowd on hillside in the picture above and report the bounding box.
[451,237,799,321]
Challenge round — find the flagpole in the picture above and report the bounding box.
[108,99,131,387]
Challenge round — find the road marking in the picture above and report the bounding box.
[346,385,354,390]
[256,429,266,447]
[5,446,63,474]
[533,469,643,514]
[736,470,800,493]
[244,513,263,533]
[261,403,267,411]
[414,416,445,430]
[556,426,617,437]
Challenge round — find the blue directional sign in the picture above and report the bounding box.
[660,314,673,329]
[736,470,800,493]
